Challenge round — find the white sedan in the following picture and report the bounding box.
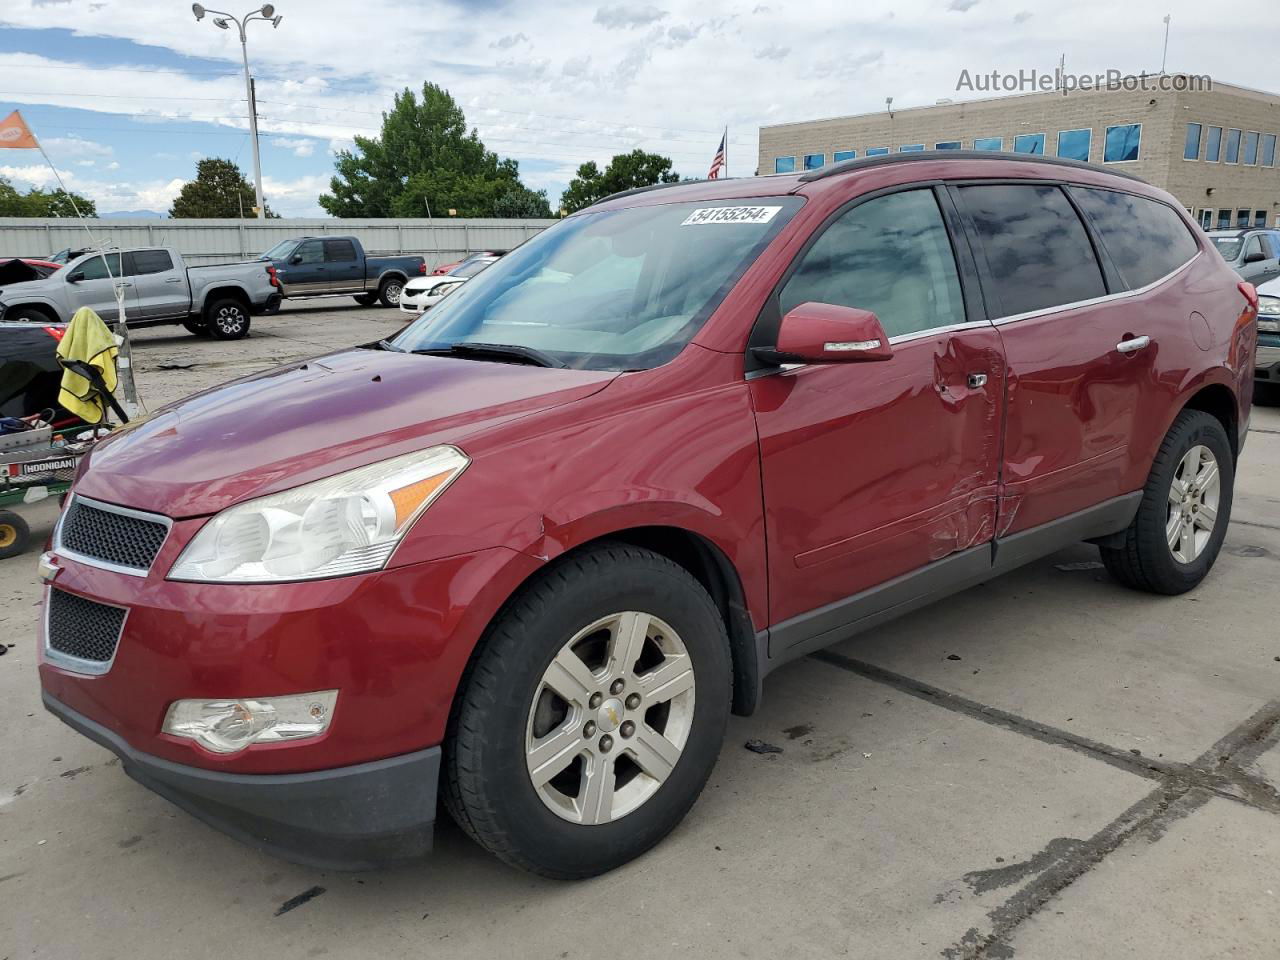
[399,256,499,315]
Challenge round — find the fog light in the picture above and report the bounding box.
[162,690,338,754]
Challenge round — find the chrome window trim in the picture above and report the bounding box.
[53,493,173,578]
[992,251,1201,327]
[42,585,129,677]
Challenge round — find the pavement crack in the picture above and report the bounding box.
[806,652,1280,958]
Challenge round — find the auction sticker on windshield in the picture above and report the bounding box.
[681,206,781,226]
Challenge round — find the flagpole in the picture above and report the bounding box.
[724,125,729,178]
[33,133,143,419]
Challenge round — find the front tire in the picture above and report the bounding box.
[444,543,732,878]
[353,292,378,306]
[182,319,209,337]
[205,298,251,340]
[1100,410,1233,595]
[377,277,404,308]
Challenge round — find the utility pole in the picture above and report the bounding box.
[192,4,282,219]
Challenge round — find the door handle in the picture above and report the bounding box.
[1116,335,1150,354]
[967,372,988,388]
[164,277,182,283]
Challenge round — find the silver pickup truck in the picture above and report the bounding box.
[0,247,281,340]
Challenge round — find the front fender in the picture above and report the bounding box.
[0,294,64,321]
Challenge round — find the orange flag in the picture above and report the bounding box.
[0,110,38,149]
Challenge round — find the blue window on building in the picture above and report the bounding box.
[934,141,962,150]
[1014,133,1045,155]
[1205,126,1222,162]
[1263,134,1277,168]
[1224,128,1241,164]
[1103,124,1141,162]
[803,153,825,170]
[833,150,856,163]
[899,144,924,152]
[1184,123,1202,160]
[774,156,796,174]
[865,146,889,156]
[973,137,1003,151]
[1056,128,1091,162]
[1243,131,1260,165]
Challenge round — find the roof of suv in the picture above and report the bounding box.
[1207,228,1275,237]
[590,150,1153,211]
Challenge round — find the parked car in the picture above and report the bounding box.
[257,236,426,308]
[399,255,499,315]
[0,247,280,340]
[1207,228,1280,285]
[431,249,508,276]
[0,259,59,285]
[38,151,1255,879]
[1253,276,1280,401]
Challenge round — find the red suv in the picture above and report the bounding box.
[38,152,1256,878]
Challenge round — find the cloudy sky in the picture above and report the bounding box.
[0,0,1268,216]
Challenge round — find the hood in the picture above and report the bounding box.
[77,347,617,517]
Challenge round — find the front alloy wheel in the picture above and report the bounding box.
[526,611,695,825]
[444,542,731,878]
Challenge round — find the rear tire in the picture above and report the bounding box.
[0,510,31,560]
[444,542,732,878]
[205,298,251,340]
[353,292,378,306]
[1100,410,1233,595]
[377,277,404,308]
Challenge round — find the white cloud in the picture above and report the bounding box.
[594,4,667,29]
[1,163,186,213]
[270,137,317,157]
[491,33,529,49]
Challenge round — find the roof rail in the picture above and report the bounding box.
[798,149,1149,185]
[590,177,715,208]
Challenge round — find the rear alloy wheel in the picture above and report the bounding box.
[444,543,731,878]
[378,278,404,308]
[206,299,251,340]
[1100,410,1233,594]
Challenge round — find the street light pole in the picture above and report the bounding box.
[192,4,282,219]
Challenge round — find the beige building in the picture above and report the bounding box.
[758,76,1280,230]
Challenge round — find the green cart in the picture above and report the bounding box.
[0,425,109,559]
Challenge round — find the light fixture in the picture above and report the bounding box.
[260,3,274,15]
[271,14,282,26]
[191,2,205,18]
[212,16,229,28]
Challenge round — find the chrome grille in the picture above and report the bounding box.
[58,496,170,573]
[46,589,126,667]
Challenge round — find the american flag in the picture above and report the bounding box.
[707,128,726,179]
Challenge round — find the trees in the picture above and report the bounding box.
[560,150,681,214]
[0,175,97,217]
[169,158,276,218]
[319,83,550,219]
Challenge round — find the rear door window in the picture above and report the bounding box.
[323,239,357,262]
[1069,188,1200,289]
[128,249,174,275]
[778,188,966,338]
[956,184,1105,317]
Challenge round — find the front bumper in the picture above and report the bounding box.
[44,691,439,870]
[1256,336,1280,381]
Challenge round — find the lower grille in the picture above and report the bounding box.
[47,588,127,667]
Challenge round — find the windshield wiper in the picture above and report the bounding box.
[411,341,566,368]
[374,338,404,352]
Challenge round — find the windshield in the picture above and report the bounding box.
[392,196,802,370]
[260,239,298,260]
[1210,236,1243,261]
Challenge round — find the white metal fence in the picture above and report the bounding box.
[0,217,558,271]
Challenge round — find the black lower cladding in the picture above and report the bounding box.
[42,692,439,870]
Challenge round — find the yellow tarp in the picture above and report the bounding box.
[56,306,118,423]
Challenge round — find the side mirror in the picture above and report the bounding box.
[1243,249,1266,264]
[289,254,303,265]
[762,302,894,364]
[66,271,84,283]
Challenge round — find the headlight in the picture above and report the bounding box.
[169,445,468,583]
[163,690,337,754]
[1257,296,1280,330]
